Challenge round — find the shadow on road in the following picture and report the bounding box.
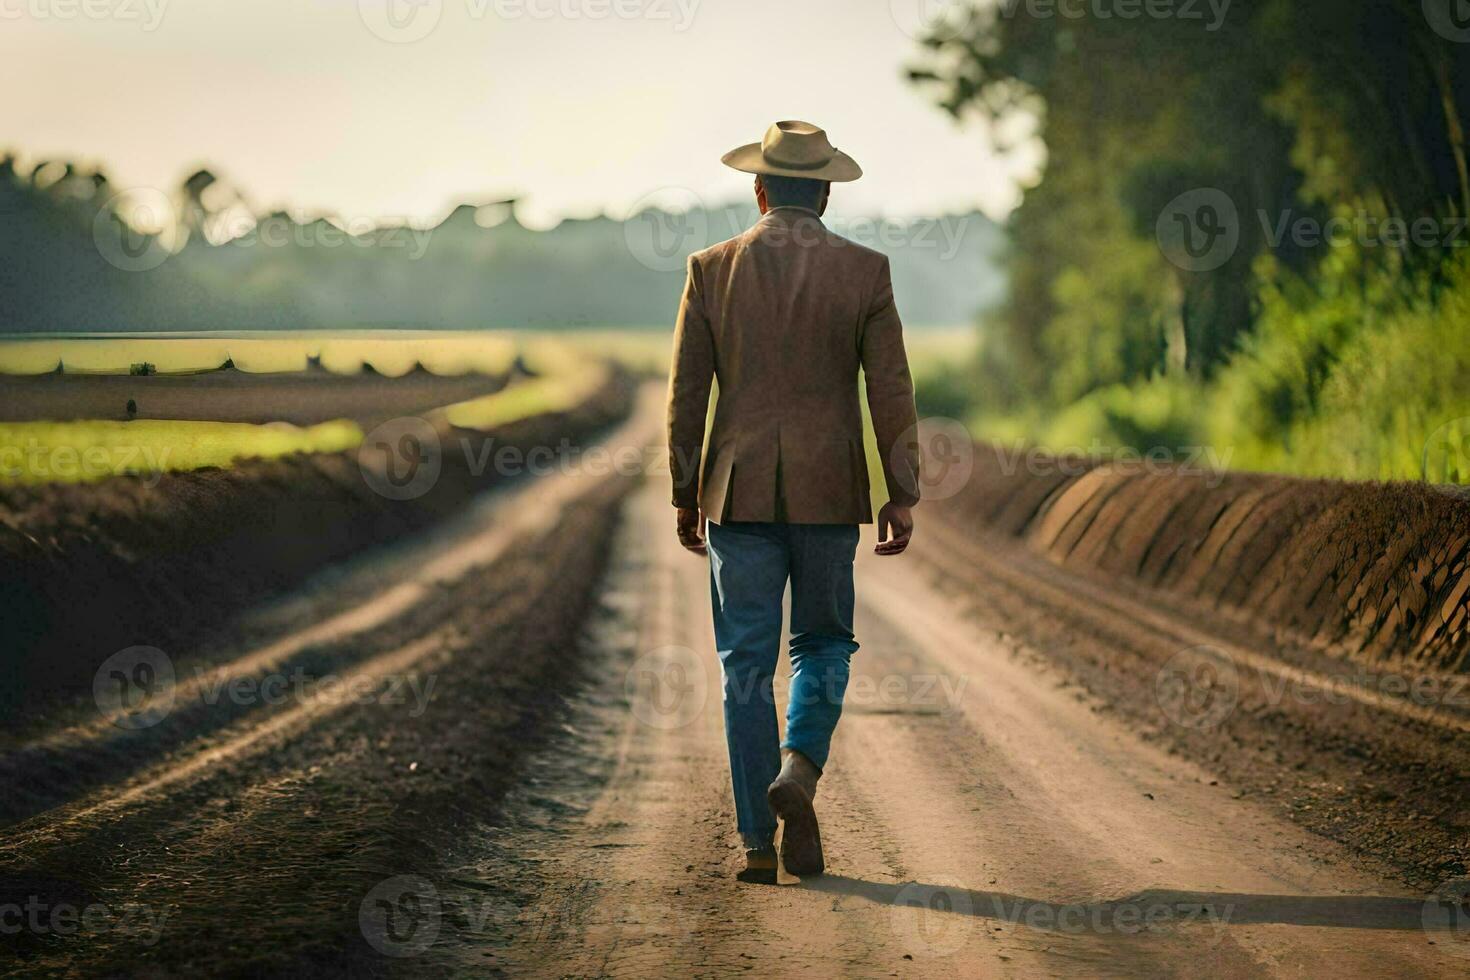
[804,875,1456,933]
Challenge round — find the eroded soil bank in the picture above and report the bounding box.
[0,371,635,721]
[932,446,1469,886]
[0,392,664,977]
[941,445,1470,678]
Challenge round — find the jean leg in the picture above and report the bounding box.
[706,521,789,838]
[783,524,860,770]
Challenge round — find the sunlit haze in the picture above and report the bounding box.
[1,0,1040,229]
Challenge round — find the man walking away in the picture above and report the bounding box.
[666,120,921,884]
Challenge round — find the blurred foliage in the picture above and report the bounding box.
[1219,246,1470,480]
[0,160,1001,333]
[908,0,1470,482]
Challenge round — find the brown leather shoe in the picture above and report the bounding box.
[768,750,824,876]
[736,847,778,885]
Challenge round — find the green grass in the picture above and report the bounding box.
[0,335,619,484]
[904,327,980,375]
[932,246,1470,485]
[0,329,984,487]
[0,333,614,484]
[548,329,672,377]
[0,419,363,485]
[527,326,981,384]
[444,343,609,430]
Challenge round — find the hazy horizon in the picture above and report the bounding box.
[1,0,1041,230]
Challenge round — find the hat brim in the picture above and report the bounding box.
[720,142,863,182]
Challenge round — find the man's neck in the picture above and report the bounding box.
[763,205,821,218]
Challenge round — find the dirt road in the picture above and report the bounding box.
[2,385,1465,977]
[454,465,1465,976]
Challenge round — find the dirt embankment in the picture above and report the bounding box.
[0,370,636,718]
[0,430,642,977]
[940,446,1470,678]
[0,366,511,427]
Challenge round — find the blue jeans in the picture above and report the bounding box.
[706,520,860,842]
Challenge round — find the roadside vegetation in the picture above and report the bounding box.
[908,0,1470,484]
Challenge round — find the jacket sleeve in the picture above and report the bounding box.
[667,255,715,509]
[860,256,921,508]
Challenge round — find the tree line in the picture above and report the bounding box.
[908,0,1470,481]
[0,158,1001,334]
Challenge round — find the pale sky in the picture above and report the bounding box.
[1,0,1040,229]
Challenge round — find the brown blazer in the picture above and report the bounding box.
[667,207,920,525]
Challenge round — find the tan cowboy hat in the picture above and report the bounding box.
[721,120,863,183]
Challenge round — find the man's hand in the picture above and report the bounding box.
[676,507,707,556]
[875,502,914,556]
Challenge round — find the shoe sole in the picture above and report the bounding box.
[735,865,778,885]
[768,780,824,877]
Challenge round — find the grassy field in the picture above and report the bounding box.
[444,350,610,430]
[0,327,971,379]
[0,419,362,485]
[556,329,674,377]
[0,333,561,483]
[0,329,976,485]
[526,325,977,382]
